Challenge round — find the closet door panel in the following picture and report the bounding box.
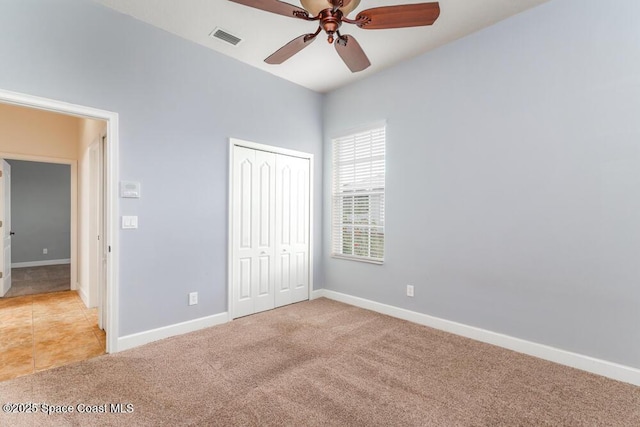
[232,147,276,318]
[257,256,270,296]
[252,149,276,314]
[275,155,293,307]
[275,155,309,307]
[232,147,256,318]
[291,157,310,303]
[239,258,252,300]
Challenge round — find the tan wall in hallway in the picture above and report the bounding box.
[0,103,80,159]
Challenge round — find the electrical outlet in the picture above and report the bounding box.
[43,248,48,255]
[406,285,414,297]
[189,292,198,306]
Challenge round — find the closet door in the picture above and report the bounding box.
[274,154,310,307]
[232,147,276,318]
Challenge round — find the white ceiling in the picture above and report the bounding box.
[94,0,550,93]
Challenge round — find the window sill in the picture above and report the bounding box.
[331,254,384,265]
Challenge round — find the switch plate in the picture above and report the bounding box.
[189,292,198,306]
[406,285,414,297]
[43,248,48,254]
[121,216,138,229]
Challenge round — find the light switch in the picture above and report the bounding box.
[122,216,138,229]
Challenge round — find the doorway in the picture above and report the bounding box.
[0,88,119,354]
[1,159,72,298]
[0,116,108,380]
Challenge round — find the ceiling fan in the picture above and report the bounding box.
[228,0,440,72]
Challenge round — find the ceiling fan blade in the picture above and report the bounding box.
[356,2,440,30]
[265,32,319,64]
[229,0,308,19]
[334,35,371,72]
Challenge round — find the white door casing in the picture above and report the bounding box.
[229,139,313,319]
[0,159,12,297]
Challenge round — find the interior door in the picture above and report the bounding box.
[274,155,310,307]
[0,159,12,297]
[86,134,107,330]
[100,134,108,331]
[88,134,107,330]
[232,146,276,318]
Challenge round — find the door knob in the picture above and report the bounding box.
[10,231,15,236]
[260,251,267,255]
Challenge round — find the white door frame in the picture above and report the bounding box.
[0,88,120,353]
[0,154,77,292]
[227,138,314,319]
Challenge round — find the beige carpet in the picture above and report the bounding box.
[1,298,638,426]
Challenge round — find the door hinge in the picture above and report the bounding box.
[0,170,2,178]
[0,221,2,227]
[0,272,3,279]
[108,246,111,253]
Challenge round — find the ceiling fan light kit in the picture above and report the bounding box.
[301,0,361,16]
[229,0,440,72]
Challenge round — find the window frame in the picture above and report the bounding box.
[331,123,386,264]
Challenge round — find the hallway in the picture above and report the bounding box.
[0,291,105,382]
[3,264,71,298]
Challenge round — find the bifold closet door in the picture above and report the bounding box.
[274,154,310,307]
[232,146,276,318]
[232,144,310,318]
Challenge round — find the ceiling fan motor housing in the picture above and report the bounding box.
[319,8,343,43]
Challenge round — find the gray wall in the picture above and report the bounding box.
[323,0,640,369]
[8,160,71,264]
[0,0,323,336]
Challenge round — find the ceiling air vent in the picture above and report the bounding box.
[210,28,242,46]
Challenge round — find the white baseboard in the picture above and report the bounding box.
[12,259,71,268]
[77,285,90,309]
[310,289,324,300]
[315,289,640,387]
[117,312,229,352]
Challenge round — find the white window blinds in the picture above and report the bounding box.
[332,126,386,263]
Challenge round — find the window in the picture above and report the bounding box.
[332,125,385,263]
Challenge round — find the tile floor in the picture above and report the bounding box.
[4,264,71,298]
[0,291,106,382]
